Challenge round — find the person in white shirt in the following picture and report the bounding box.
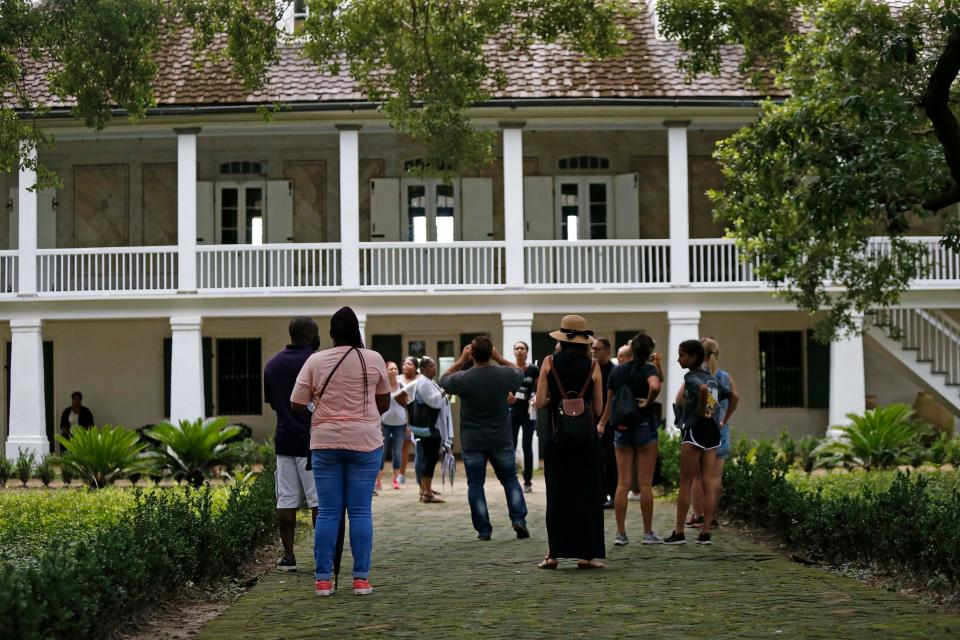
[379,361,409,491]
[400,357,447,503]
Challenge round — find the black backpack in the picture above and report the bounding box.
[608,362,642,429]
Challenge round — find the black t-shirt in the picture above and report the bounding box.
[607,360,659,428]
[514,364,540,402]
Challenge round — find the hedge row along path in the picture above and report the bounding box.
[199,470,960,639]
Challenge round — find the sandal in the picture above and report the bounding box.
[419,493,445,504]
[537,557,558,570]
[576,559,605,570]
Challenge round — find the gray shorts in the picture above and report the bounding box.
[275,455,318,509]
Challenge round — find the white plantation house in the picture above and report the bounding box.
[2,7,958,458]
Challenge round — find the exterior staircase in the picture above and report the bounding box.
[868,308,960,415]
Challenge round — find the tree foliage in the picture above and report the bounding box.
[300,0,632,172]
[658,0,960,338]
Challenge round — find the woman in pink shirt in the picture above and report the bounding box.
[291,307,390,597]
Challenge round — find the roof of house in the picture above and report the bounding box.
[21,2,778,111]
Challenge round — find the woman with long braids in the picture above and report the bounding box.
[291,306,391,597]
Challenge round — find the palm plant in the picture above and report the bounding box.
[0,456,11,487]
[35,455,55,487]
[817,404,930,470]
[15,448,36,487]
[56,425,155,488]
[147,418,242,487]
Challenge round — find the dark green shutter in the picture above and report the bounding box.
[371,335,402,366]
[806,330,830,409]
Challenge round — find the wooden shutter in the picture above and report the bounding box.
[370,178,400,241]
[614,173,640,240]
[267,180,294,243]
[460,177,494,240]
[523,176,553,240]
[196,181,215,244]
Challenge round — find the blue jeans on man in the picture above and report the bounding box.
[461,446,528,538]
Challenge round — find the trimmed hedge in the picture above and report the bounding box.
[722,441,960,586]
[0,468,276,639]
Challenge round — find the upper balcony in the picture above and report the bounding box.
[0,236,955,298]
[2,121,957,300]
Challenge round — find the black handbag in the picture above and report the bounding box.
[609,366,642,429]
[548,358,597,446]
[407,382,440,438]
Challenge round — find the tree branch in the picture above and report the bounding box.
[922,26,960,211]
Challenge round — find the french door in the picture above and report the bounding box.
[216,182,266,245]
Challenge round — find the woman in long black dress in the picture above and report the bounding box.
[534,315,605,569]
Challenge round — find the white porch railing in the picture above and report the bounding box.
[0,251,17,294]
[873,307,960,386]
[689,239,760,285]
[360,242,505,289]
[36,247,178,293]
[197,244,341,291]
[867,236,960,282]
[524,240,670,287]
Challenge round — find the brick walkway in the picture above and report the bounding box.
[199,467,960,639]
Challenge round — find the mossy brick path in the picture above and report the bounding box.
[199,468,960,639]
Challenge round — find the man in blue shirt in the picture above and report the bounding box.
[264,317,321,571]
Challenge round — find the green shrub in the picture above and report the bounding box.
[946,436,960,466]
[57,425,155,488]
[657,427,680,491]
[820,404,929,470]
[148,418,242,487]
[928,431,951,465]
[34,456,54,487]
[0,457,11,487]
[722,441,960,587]
[256,437,276,466]
[796,435,819,473]
[15,449,36,487]
[0,468,276,640]
[776,430,798,466]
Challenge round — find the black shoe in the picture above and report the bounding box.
[478,533,491,541]
[276,556,297,572]
[696,532,712,545]
[663,531,686,545]
[524,483,533,493]
[513,524,530,539]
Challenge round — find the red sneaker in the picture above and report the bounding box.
[315,579,335,596]
[392,478,400,490]
[352,578,374,595]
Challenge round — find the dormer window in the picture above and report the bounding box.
[404,158,453,173]
[558,155,610,171]
[293,0,308,33]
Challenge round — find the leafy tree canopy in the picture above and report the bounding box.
[658,0,960,339]
[2,0,631,183]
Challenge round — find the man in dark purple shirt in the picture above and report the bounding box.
[264,317,321,571]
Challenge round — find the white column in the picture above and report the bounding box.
[501,311,538,470]
[18,143,38,296]
[6,319,47,458]
[169,316,205,422]
[666,310,701,429]
[666,121,691,287]
[501,122,525,288]
[828,317,866,437]
[501,312,533,362]
[356,312,368,347]
[175,128,200,292]
[337,124,361,290]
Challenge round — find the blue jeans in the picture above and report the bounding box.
[461,447,528,537]
[381,423,406,470]
[311,447,383,581]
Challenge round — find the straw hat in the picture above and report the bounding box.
[549,315,596,345]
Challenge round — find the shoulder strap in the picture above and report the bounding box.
[548,356,596,399]
[547,356,569,397]
[316,347,355,403]
[578,361,597,398]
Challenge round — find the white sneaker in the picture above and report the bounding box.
[628,491,642,502]
[641,531,664,545]
[614,532,629,546]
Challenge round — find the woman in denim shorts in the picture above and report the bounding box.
[686,337,740,530]
[597,333,662,546]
